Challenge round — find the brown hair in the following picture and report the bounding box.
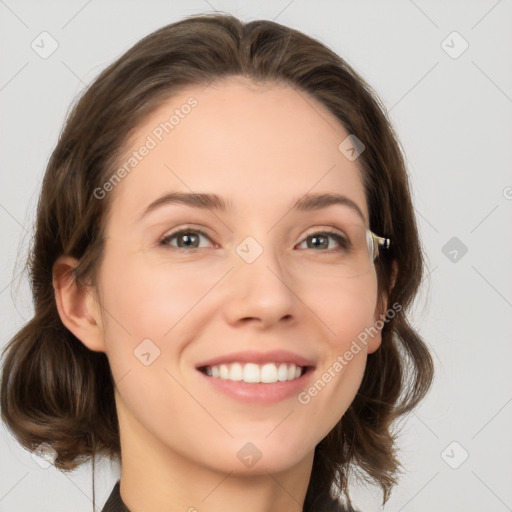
[1,12,433,511]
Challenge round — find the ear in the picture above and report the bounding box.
[367,260,398,354]
[52,255,106,352]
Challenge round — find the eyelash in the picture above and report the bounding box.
[158,226,350,253]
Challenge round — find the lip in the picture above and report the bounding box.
[195,350,316,404]
[198,371,314,404]
[195,349,316,369]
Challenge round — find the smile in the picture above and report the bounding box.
[195,349,315,403]
[199,362,304,383]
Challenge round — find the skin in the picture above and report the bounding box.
[54,76,387,512]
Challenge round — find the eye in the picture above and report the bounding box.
[159,228,214,250]
[158,227,351,253]
[296,230,351,252]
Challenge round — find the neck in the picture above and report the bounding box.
[117,405,314,512]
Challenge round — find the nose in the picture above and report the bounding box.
[222,245,299,329]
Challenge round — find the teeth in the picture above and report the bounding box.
[230,362,243,381]
[277,363,288,382]
[243,363,260,383]
[219,364,229,379]
[202,362,304,383]
[260,363,278,383]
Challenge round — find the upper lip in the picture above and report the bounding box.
[195,349,316,369]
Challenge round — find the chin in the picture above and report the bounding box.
[191,433,317,476]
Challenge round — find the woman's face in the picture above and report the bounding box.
[92,77,383,475]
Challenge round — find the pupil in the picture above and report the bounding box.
[310,235,327,249]
[179,233,198,247]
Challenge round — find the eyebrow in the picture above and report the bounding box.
[139,191,365,221]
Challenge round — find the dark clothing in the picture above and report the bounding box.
[101,481,357,512]
[102,482,130,512]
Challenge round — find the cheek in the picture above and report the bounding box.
[98,248,226,342]
[311,272,379,348]
[95,249,232,396]
[95,251,206,443]
[295,275,378,433]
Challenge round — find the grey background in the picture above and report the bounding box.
[1,0,511,510]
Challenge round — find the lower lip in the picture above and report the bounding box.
[198,369,314,404]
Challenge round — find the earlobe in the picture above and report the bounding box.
[368,260,399,354]
[52,255,106,353]
[367,305,385,355]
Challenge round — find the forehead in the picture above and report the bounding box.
[108,76,369,226]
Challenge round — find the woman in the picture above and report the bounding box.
[1,13,433,512]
